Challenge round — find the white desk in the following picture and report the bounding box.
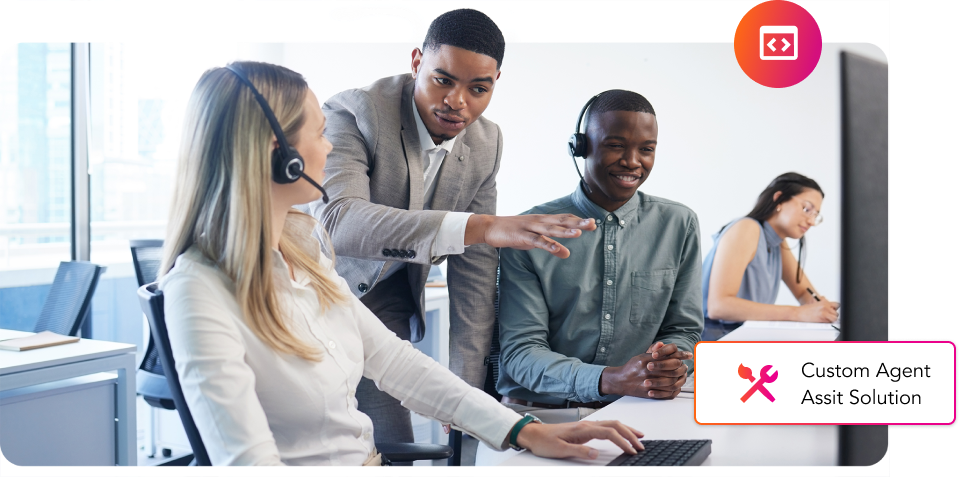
[721,321,840,342]
[0,329,137,465]
[480,321,840,466]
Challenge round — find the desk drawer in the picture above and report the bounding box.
[0,373,117,465]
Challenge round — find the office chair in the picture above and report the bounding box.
[137,283,452,466]
[447,268,504,466]
[33,261,105,336]
[130,240,173,409]
[138,283,211,466]
[130,240,184,461]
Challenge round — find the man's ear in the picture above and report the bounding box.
[411,48,423,77]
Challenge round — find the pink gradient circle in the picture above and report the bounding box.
[734,1,823,88]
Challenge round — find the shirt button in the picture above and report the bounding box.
[620,219,625,225]
[600,347,606,352]
[606,215,614,222]
[328,341,336,349]
[606,244,614,251]
[606,279,613,286]
[605,314,611,320]
[363,431,372,440]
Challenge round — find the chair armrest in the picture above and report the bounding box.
[376,443,454,463]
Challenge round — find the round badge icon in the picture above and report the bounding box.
[734,1,822,88]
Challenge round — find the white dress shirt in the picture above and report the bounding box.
[159,222,520,465]
[378,99,473,282]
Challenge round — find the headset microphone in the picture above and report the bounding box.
[224,65,329,204]
[294,166,326,198]
[568,92,607,195]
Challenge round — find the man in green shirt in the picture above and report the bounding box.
[497,90,702,421]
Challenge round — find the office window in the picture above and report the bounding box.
[0,43,72,331]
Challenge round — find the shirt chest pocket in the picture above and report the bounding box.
[629,269,677,325]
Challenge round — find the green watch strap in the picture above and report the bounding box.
[509,414,540,450]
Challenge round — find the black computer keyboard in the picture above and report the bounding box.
[607,439,712,466]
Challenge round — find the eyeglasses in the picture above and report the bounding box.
[799,200,824,225]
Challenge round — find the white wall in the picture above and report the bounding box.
[283,43,886,305]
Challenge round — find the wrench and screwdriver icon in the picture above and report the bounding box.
[738,364,778,403]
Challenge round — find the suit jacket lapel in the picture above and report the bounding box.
[400,80,425,211]
[429,141,468,211]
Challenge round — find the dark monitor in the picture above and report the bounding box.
[838,50,888,466]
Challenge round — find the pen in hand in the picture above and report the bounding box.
[808,287,841,331]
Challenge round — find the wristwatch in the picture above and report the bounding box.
[509,413,543,450]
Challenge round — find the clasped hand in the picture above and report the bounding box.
[600,342,692,399]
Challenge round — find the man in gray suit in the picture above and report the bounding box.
[303,9,596,445]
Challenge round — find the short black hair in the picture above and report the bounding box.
[587,89,656,125]
[423,9,505,68]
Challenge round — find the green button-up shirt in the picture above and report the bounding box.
[497,187,703,404]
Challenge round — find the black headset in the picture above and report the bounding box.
[223,65,329,204]
[567,92,607,194]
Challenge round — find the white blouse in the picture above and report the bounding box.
[159,231,521,465]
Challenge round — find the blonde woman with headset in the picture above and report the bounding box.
[158,61,643,466]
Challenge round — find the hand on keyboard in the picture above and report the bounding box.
[516,420,644,460]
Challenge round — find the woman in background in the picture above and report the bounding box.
[158,61,642,465]
[700,172,839,341]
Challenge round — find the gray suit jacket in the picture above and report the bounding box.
[303,74,502,388]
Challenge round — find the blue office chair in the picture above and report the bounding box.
[138,283,211,466]
[130,240,174,409]
[137,282,453,466]
[33,261,105,336]
[130,240,188,462]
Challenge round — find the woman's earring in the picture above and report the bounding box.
[776,205,781,212]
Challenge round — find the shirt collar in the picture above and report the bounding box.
[412,96,457,154]
[571,183,641,225]
[761,220,785,247]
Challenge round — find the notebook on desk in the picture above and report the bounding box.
[0,331,80,351]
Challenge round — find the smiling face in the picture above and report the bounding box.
[411,44,500,144]
[768,188,824,239]
[582,110,659,212]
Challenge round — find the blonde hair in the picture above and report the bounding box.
[161,61,346,361]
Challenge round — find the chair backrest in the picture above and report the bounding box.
[137,283,211,466]
[33,261,105,336]
[130,239,169,384]
[130,239,164,287]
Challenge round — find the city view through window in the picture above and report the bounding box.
[1,43,267,341]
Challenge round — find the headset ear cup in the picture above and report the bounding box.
[568,133,588,158]
[272,147,303,184]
